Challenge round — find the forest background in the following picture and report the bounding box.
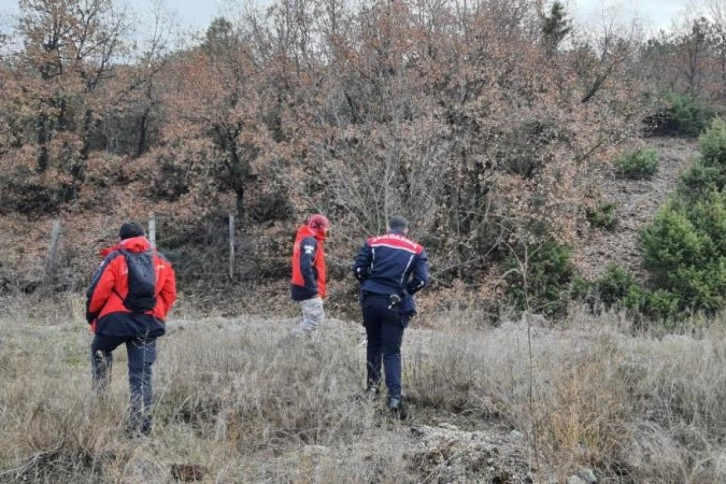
[3,0,726,324]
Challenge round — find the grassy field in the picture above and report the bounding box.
[2,295,726,483]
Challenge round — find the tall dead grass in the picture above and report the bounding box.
[407,309,726,482]
[3,296,726,482]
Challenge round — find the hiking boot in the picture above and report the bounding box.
[140,419,152,436]
[365,384,381,400]
[388,397,408,420]
[278,328,306,347]
[126,416,152,439]
[290,327,306,338]
[125,425,151,440]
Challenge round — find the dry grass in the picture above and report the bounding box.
[3,297,726,482]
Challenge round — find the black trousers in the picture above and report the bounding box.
[362,293,405,401]
[91,334,157,434]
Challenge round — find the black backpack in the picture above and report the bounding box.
[120,249,157,313]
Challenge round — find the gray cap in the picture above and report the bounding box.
[388,215,409,231]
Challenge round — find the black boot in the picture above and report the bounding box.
[387,397,408,420]
[365,383,381,400]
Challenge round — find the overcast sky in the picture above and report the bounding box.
[0,0,696,38]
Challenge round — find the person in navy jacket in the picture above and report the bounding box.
[353,215,429,417]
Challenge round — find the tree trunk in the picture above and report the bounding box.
[235,188,245,221]
[136,108,150,158]
[37,114,49,173]
[81,109,93,160]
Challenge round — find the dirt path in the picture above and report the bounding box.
[573,137,699,280]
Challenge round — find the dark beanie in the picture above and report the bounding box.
[119,222,145,240]
[388,215,409,231]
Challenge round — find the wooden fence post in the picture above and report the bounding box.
[46,219,61,284]
[148,213,156,249]
[229,213,235,281]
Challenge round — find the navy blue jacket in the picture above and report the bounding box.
[353,230,429,302]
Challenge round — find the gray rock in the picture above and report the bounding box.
[566,476,587,484]
[302,445,329,456]
[577,468,597,483]
[509,430,525,440]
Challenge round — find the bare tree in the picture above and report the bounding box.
[16,0,131,173]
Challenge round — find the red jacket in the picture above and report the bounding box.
[291,224,327,300]
[86,236,177,335]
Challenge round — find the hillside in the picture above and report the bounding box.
[1,0,663,314]
[0,135,701,319]
[574,137,699,281]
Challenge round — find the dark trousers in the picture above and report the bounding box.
[362,294,405,401]
[91,334,157,434]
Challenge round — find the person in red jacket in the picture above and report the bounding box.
[290,214,330,337]
[86,222,177,436]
